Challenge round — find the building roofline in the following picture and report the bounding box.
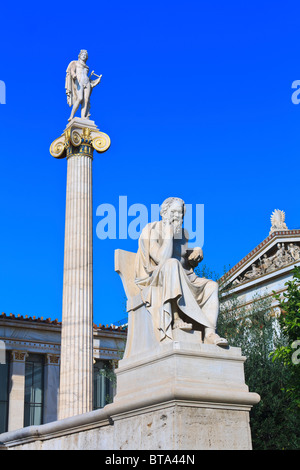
[219,229,300,285]
[0,312,127,333]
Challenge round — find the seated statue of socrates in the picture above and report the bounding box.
[134,197,228,347]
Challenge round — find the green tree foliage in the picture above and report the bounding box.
[271,266,300,412]
[218,291,300,449]
[200,260,300,450]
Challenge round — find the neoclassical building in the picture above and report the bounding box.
[0,314,126,434]
[220,210,300,316]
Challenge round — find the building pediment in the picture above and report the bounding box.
[220,229,300,293]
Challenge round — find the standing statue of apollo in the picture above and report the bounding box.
[65,49,102,121]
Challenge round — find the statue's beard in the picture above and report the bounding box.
[172,218,182,234]
[163,216,183,234]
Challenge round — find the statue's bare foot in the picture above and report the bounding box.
[204,332,228,347]
[174,320,193,331]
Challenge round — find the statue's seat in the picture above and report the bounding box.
[114,249,160,359]
[114,249,144,312]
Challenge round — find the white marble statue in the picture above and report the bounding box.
[65,50,102,121]
[134,197,228,347]
[269,209,288,235]
[243,264,261,280]
[271,242,286,268]
[288,243,300,261]
[260,254,273,273]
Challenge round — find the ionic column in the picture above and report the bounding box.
[43,354,60,423]
[50,118,110,420]
[8,350,28,431]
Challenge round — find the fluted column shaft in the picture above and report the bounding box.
[58,149,93,420]
[50,119,110,420]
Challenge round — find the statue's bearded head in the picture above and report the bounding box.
[160,197,185,234]
[78,49,88,61]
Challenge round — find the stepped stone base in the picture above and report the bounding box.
[0,341,259,450]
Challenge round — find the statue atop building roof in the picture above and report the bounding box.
[269,209,288,235]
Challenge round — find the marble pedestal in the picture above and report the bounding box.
[110,340,260,450]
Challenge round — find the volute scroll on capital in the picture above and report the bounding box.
[50,124,111,159]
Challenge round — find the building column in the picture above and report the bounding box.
[50,119,110,420]
[43,354,60,423]
[7,350,28,431]
[111,359,119,400]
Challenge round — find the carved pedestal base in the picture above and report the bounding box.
[111,341,260,450]
[0,341,260,450]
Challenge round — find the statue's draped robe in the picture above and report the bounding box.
[65,61,78,107]
[134,221,215,341]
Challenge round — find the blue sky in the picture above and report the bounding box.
[1,0,300,326]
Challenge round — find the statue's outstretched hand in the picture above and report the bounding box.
[91,75,102,88]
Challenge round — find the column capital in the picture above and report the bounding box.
[50,117,110,159]
[46,354,60,366]
[10,350,28,362]
[111,359,119,370]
